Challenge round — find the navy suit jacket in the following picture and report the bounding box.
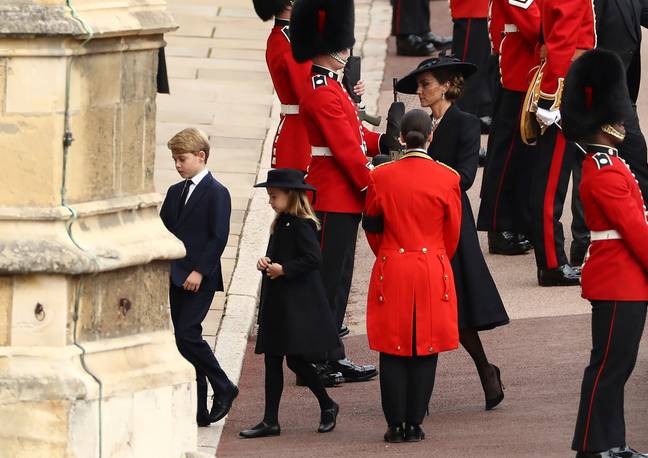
[160,172,231,292]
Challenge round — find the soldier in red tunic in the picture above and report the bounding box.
[477,0,540,255]
[291,0,402,384]
[561,49,648,458]
[528,0,596,286]
[252,0,312,171]
[363,109,462,443]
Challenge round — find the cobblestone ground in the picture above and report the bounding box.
[217,1,648,456]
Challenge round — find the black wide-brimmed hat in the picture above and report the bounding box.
[291,0,355,63]
[252,0,289,21]
[254,168,317,192]
[395,56,477,94]
[561,49,633,143]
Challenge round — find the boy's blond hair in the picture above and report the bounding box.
[272,190,320,231]
[167,128,211,163]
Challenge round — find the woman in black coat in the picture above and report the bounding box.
[240,168,340,438]
[396,56,509,410]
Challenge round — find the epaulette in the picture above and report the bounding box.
[281,25,290,42]
[312,74,327,89]
[509,0,533,9]
[435,160,460,176]
[592,152,614,170]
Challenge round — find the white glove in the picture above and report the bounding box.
[536,106,561,127]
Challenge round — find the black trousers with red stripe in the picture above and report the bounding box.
[390,0,430,36]
[315,211,361,361]
[477,88,533,234]
[530,125,576,270]
[452,18,493,119]
[572,300,647,452]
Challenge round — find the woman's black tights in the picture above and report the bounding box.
[460,327,500,398]
[263,353,333,425]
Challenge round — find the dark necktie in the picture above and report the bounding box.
[177,180,192,217]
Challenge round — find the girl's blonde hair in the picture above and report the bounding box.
[272,189,320,231]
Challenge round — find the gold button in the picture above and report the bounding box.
[379,275,383,281]
[442,294,449,301]
[443,275,448,280]
[428,346,434,353]
[440,255,445,260]
[379,295,384,302]
[399,248,405,253]
[382,256,386,261]
[422,248,427,253]
[396,345,401,350]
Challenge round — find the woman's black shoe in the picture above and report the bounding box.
[485,365,505,411]
[384,425,405,443]
[239,421,281,439]
[318,402,339,433]
[403,424,425,442]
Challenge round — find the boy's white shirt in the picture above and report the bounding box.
[185,167,209,203]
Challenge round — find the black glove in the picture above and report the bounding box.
[379,101,405,154]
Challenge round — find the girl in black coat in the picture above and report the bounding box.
[239,168,340,439]
[396,56,509,410]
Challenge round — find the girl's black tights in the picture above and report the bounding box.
[263,353,333,425]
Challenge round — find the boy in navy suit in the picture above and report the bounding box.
[160,128,238,427]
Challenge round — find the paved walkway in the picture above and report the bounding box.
[217,1,648,456]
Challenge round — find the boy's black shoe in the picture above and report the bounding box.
[403,424,425,442]
[384,425,405,443]
[239,421,281,439]
[396,35,436,56]
[296,364,343,387]
[197,409,212,427]
[209,384,239,423]
[318,402,339,433]
[419,31,452,49]
[488,231,533,255]
[331,358,378,383]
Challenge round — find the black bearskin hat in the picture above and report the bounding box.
[561,49,633,142]
[291,0,356,62]
[252,0,289,21]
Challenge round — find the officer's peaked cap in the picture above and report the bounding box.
[252,0,289,21]
[291,0,356,63]
[562,49,633,142]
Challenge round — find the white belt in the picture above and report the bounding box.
[280,104,299,115]
[504,24,519,33]
[590,230,621,241]
[311,146,333,157]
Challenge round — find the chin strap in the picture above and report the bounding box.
[329,51,348,66]
[601,124,626,142]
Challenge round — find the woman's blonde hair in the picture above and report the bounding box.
[272,189,320,231]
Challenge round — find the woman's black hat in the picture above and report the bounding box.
[395,55,477,94]
[561,49,633,143]
[254,168,317,192]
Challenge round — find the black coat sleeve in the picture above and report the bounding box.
[454,114,480,191]
[195,184,231,276]
[281,219,322,278]
[642,0,648,27]
[159,185,175,232]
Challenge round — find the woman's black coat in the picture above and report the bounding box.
[428,103,509,331]
[255,213,340,356]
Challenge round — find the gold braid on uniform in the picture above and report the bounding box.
[601,124,626,141]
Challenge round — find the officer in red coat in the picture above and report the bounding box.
[253,0,312,171]
[291,0,402,383]
[562,49,648,458]
[477,0,540,255]
[363,109,462,443]
[528,0,595,286]
[450,0,494,130]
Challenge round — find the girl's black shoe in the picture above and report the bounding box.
[318,402,339,433]
[404,424,425,442]
[485,365,505,411]
[239,421,281,439]
[384,425,405,443]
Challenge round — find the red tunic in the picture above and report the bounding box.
[363,152,463,357]
[490,0,541,92]
[580,146,648,301]
[450,0,489,19]
[300,66,381,214]
[266,22,312,171]
[539,0,596,97]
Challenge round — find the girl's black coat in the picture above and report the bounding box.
[255,213,340,356]
[428,104,509,331]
